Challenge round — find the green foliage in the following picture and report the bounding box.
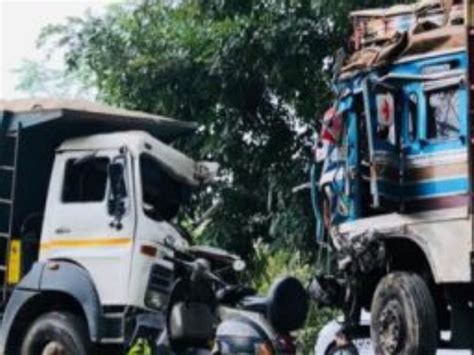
[251,240,312,293]
[14,59,96,99]
[250,241,338,353]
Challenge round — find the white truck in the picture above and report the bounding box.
[0,98,217,355]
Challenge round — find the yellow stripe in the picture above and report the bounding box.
[41,237,132,251]
[8,240,21,285]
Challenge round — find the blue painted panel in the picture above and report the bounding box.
[328,49,468,222]
[379,177,468,200]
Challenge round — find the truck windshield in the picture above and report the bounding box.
[140,154,184,221]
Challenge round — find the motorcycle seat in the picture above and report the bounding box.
[240,296,268,314]
[217,286,256,306]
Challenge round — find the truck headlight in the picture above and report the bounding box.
[145,263,173,310]
[145,289,167,310]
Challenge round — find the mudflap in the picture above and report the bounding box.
[446,285,474,349]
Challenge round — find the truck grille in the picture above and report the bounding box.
[147,263,173,294]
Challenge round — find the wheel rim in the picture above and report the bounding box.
[378,300,405,354]
[41,341,66,355]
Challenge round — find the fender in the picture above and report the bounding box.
[216,317,272,353]
[337,209,472,283]
[0,261,103,354]
[216,308,277,354]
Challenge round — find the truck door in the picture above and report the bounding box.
[363,78,400,210]
[319,98,359,224]
[402,73,468,213]
[40,149,134,305]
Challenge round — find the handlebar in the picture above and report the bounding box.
[163,254,227,287]
[161,244,257,308]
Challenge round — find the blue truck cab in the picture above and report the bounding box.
[322,44,468,224]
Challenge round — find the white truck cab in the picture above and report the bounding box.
[0,99,216,355]
[41,130,210,308]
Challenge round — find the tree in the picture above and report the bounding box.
[38,0,404,259]
[15,59,96,99]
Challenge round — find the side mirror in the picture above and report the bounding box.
[109,163,127,199]
[267,277,309,333]
[108,156,128,229]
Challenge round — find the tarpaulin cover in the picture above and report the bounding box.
[340,0,465,78]
[342,25,464,75]
[0,98,197,143]
[350,0,454,48]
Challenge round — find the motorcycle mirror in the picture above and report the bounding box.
[232,259,246,272]
[267,277,309,333]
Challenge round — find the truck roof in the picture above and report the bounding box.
[0,98,196,143]
[59,130,218,187]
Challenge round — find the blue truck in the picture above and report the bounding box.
[310,1,474,354]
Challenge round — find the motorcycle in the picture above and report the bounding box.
[155,243,309,355]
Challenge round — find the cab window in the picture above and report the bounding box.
[62,157,109,203]
[375,92,397,146]
[140,154,187,221]
[427,88,460,140]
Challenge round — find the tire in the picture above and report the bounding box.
[371,272,437,355]
[20,311,92,355]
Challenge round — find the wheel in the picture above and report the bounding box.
[20,311,92,355]
[371,272,437,355]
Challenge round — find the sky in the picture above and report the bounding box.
[0,0,116,100]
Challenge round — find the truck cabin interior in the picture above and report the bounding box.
[316,0,468,235]
[0,99,196,286]
[140,154,191,222]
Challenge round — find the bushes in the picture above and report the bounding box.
[250,241,337,354]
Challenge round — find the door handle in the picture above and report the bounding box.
[55,227,71,234]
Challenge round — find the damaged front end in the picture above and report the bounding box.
[310,229,387,324]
